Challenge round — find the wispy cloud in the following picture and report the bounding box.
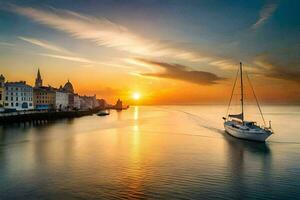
[18,36,100,66]
[0,42,15,46]
[133,58,224,85]
[16,35,130,69]
[19,36,71,53]
[254,55,300,83]
[209,59,237,70]
[39,53,96,64]
[39,53,132,69]
[8,4,211,62]
[210,59,262,74]
[252,1,278,29]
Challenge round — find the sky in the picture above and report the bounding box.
[0,0,299,105]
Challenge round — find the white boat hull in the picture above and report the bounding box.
[224,122,272,142]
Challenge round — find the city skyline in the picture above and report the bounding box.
[0,68,114,112]
[0,0,299,104]
[0,69,124,104]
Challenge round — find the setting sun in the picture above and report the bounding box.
[132,92,141,100]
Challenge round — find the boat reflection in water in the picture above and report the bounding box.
[224,132,272,199]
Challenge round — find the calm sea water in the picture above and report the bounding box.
[0,105,300,200]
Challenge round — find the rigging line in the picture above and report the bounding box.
[245,71,266,126]
[226,66,240,117]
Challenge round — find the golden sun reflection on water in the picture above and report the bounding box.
[134,106,139,120]
[122,106,146,198]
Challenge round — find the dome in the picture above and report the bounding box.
[63,80,74,93]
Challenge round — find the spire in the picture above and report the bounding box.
[0,74,5,88]
[35,68,43,87]
[37,68,41,79]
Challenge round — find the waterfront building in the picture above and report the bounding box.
[61,80,75,109]
[115,99,123,110]
[63,80,74,93]
[4,81,34,111]
[79,96,92,110]
[33,86,56,110]
[98,99,107,110]
[79,95,97,110]
[55,90,69,110]
[34,69,69,110]
[79,97,89,110]
[67,93,74,109]
[74,94,81,110]
[94,96,99,108]
[35,69,43,88]
[0,74,5,111]
[33,70,56,110]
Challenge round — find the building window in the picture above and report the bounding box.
[11,97,13,101]
[4,103,8,106]
[11,102,13,106]
[22,102,28,108]
[5,96,8,101]
[29,103,32,106]
[16,103,18,106]
[16,97,18,101]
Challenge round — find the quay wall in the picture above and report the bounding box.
[0,110,97,123]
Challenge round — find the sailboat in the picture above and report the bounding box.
[223,62,273,142]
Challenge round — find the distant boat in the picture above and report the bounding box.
[223,62,273,142]
[97,110,110,116]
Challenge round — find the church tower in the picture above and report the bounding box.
[35,69,43,88]
[0,74,5,88]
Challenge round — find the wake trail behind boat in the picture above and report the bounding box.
[158,108,299,144]
[157,106,224,135]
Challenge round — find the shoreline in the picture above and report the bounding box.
[0,110,98,124]
[0,106,129,124]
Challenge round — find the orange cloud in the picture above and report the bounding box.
[133,58,225,85]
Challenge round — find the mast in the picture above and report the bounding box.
[240,62,244,123]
